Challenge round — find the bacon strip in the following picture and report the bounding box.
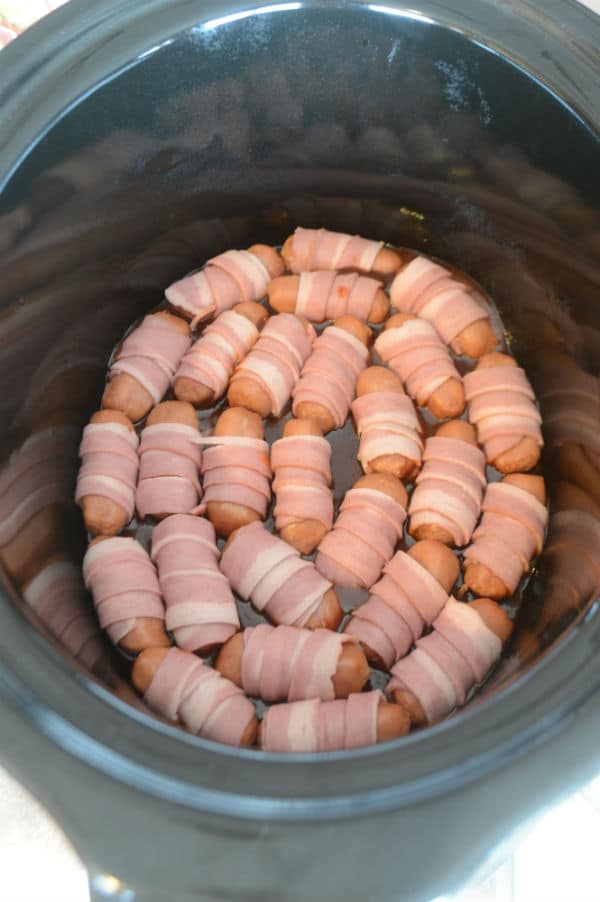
[375,318,462,407]
[261,691,383,752]
[174,308,260,400]
[271,435,333,533]
[351,391,422,474]
[239,624,353,702]
[390,257,493,353]
[463,480,548,594]
[464,365,544,463]
[315,486,406,588]
[75,422,139,522]
[345,550,449,669]
[292,325,369,430]
[83,538,165,645]
[110,315,191,406]
[408,436,486,547]
[136,423,202,519]
[220,521,332,627]
[386,598,503,724]
[144,647,255,746]
[229,314,315,416]
[287,227,384,274]
[151,514,239,652]
[166,249,272,326]
[294,271,383,322]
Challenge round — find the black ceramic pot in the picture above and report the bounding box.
[0,2,599,901]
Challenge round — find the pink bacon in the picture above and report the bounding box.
[165,249,272,326]
[110,315,191,407]
[75,421,139,524]
[389,256,494,354]
[294,271,383,322]
[136,422,202,519]
[229,313,315,416]
[386,598,503,724]
[238,624,355,703]
[261,691,383,752]
[198,435,272,520]
[351,390,422,475]
[463,480,548,595]
[173,307,261,400]
[464,365,543,464]
[144,647,255,747]
[83,537,165,645]
[286,227,384,274]
[375,318,463,408]
[344,550,449,669]
[292,324,369,430]
[408,435,486,547]
[151,514,239,652]
[315,486,406,589]
[271,434,333,535]
[220,521,332,627]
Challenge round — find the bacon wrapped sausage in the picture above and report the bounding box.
[151,514,239,655]
[390,256,498,358]
[165,244,283,327]
[173,301,268,407]
[464,352,543,473]
[271,418,333,554]
[374,313,465,418]
[215,624,369,703]
[83,536,169,654]
[387,598,512,726]
[198,407,272,538]
[228,313,315,417]
[220,520,342,630]
[281,226,401,278]
[102,311,191,422]
[132,647,257,747]
[268,271,389,324]
[352,366,422,481]
[315,473,407,589]
[260,691,409,752]
[135,402,202,520]
[75,410,139,535]
[462,474,548,599]
[292,315,371,433]
[344,540,459,670]
[408,421,486,547]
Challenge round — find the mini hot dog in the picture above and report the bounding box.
[215,624,369,702]
[173,301,268,407]
[292,315,371,433]
[166,244,283,327]
[281,226,401,279]
[374,313,465,419]
[344,540,459,670]
[271,418,333,554]
[352,366,423,481]
[83,536,169,654]
[136,401,202,520]
[228,313,315,418]
[268,271,389,324]
[220,520,343,630]
[102,311,191,422]
[408,420,486,547]
[462,474,548,599]
[132,647,257,747]
[315,472,407,589]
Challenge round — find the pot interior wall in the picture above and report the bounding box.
[0,5,599,724]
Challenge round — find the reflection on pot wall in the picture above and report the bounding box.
[0,7,598,712]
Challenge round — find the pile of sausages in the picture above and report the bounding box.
[74,226,548,752]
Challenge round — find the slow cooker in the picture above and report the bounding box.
[1,2,599,900]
